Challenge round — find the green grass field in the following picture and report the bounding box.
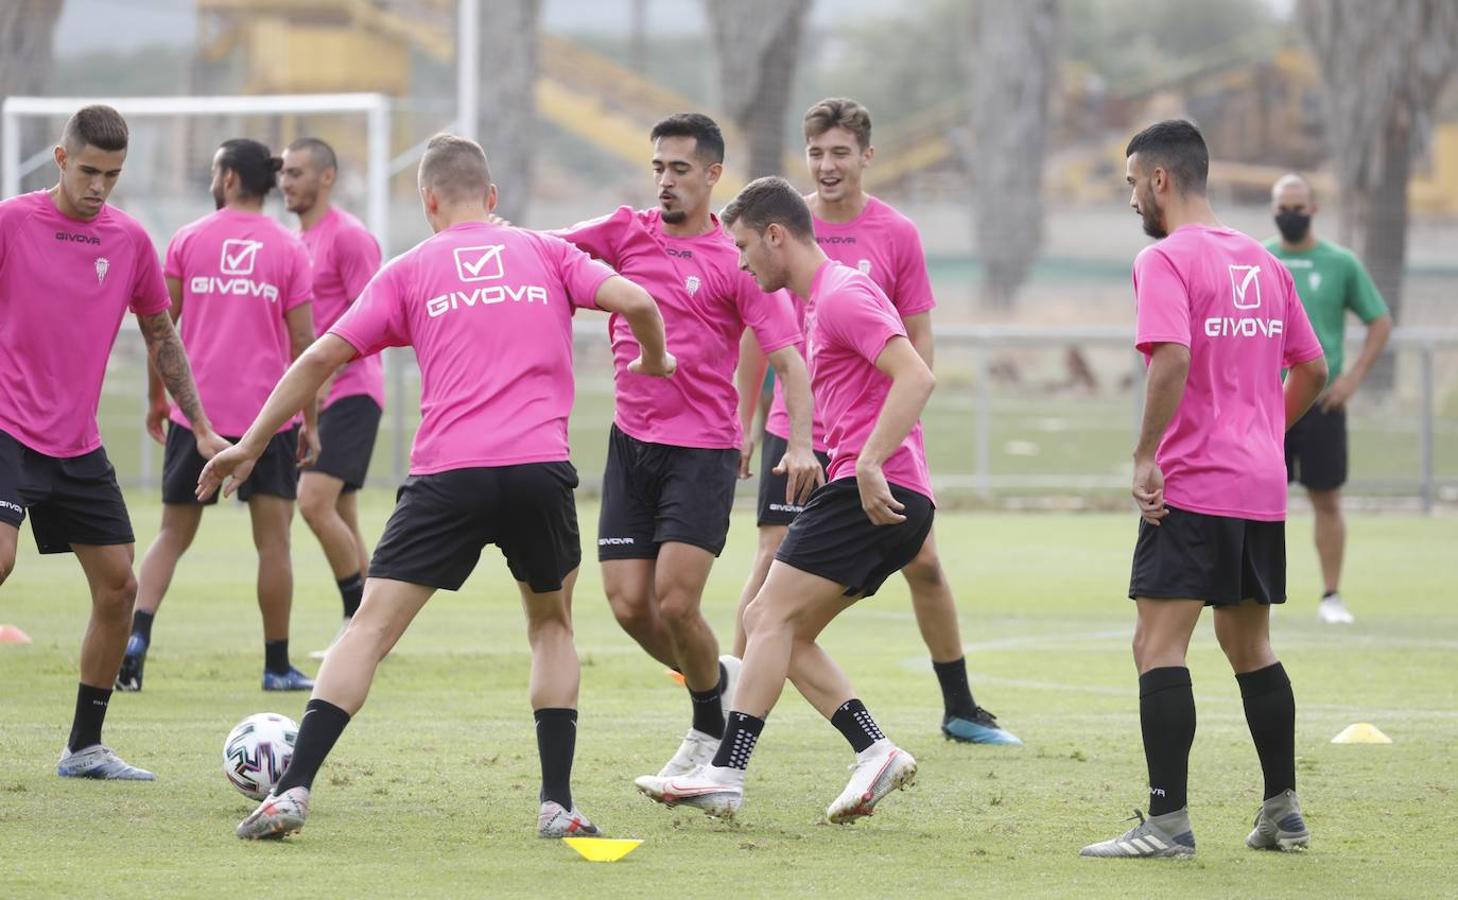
[2,496,1456,897]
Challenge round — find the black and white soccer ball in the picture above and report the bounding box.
[223,712,298,801]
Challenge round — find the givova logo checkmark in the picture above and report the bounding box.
[453,244,505,282]
[1228,264,1261,309]
[220,239,262,275]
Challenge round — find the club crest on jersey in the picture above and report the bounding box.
[685,275,700,296]
[857,259,872,275]
[95,257,110,284]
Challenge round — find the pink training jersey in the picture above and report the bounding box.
[556,206,801,449]
[1134,225,1323,521]
[0,191,170,457]
[164,208,313,436]
[806,261,934,501]
[299,206,385,410]
[329,221,614,474]
[767,195,934,446]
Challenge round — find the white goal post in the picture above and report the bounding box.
[1,92,392,254]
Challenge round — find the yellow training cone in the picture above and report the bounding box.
[1331,723,1393,744]
[562,837,643,863]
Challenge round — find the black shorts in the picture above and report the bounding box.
[597,424,739,561]
[310,395,382,492]
[756,430,832,527]
[1128,505,1286,606]
[0,429,134,554]
[775,479,935,598]
[1285,404,1347,491]
[163,422,299,505]
[369,462,581,593]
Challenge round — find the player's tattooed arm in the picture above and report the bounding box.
[137,308,228,458]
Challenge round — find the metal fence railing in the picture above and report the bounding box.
[98,324,1458,511]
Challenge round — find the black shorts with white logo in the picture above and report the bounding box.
[1128,504,1286,606]
[756,430,832,527]
[163,422,299,505]
[369,462,581,593]
[597,424,740,561]
[775,478,935,598]
[0,428,134,554]
[310,395,383,492]
[1285,404,1347,491]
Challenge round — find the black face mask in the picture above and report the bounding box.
[1275,210,1311,243]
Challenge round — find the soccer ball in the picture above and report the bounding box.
[223,712,298,801]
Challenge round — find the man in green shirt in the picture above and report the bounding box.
[1266,173,1392,625]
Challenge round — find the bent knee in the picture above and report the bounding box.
[656,589,703,629]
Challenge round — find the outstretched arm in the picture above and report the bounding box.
[197,335,358,499]
[593,275,675,376]
[285,303,321,467]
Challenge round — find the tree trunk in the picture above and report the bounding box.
[477,0,541,223]
[966,0,1060,309]
[704,0,813,178]
[0,0,64,193]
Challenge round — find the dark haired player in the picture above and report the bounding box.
[0,105,224,778]
[1081,120,1327,858]
[636,176,932,823]
[280,137,385,656]
[206,133,673,840]
[554,114,818,783]
[117,139,317,692]
[735,97,1017,745]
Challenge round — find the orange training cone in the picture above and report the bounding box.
[0,625,33,644]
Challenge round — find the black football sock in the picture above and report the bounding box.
[67,683,112,752]
[689,662,727,740]
[1139,666,1196,816]
[932,657,977,718]
[264,639,290,675]
[535,708,577,809]
[129,610,155,645]
[711,711,765,771]
[272,699,350,794]
[830,698,886,753]
[1236,662,1296,800]
[337,573,364,619]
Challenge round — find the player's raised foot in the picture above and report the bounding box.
[634,764,744,818]
[308,618,350,661]
[1246,789,1310,851]
[654,728,720,778]
[236,786,310,839]
[537,800,601,838]
[57,744,156,780]
[114,634,147,692]
[1080,808,1196,858]
[1317,593,1355,625]
[942,706,1022,745]
[262,666,315,691]
[825,739,917,824]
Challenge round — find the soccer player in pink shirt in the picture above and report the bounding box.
[1080,120,1328,859]
[0,105,224,780]
[554,114,819,783]
[735,97,1019,745]
[636,177,932,824]
[202,134,673,840]
[279,137,384,658]
[117,139,318,693]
